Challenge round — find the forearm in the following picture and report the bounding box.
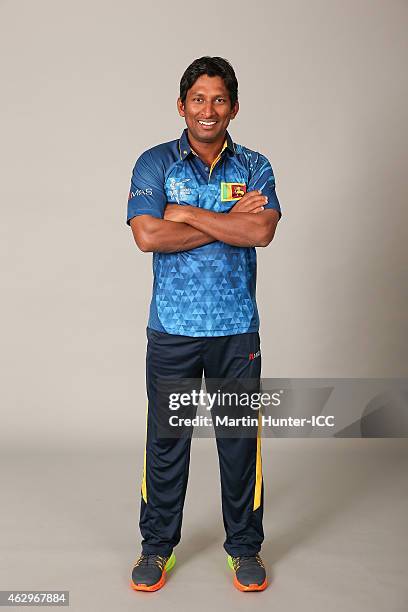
[183,208,272,247]
[131,216,214,253]
[158,221,214,253]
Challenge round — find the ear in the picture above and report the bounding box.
[177,97,185,118]
[230,100,239,120]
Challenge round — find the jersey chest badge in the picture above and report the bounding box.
[220,182,247,201]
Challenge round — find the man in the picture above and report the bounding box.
[126,56,281,592]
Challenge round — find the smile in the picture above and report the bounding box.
[198,120,217,127]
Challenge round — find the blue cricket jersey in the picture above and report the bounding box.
[126,128,281,337]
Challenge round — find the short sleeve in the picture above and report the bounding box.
[248,153,282,219]
[126,150,167,225]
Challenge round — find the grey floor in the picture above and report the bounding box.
[1,439,407,611]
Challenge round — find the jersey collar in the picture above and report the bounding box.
[178,128,235,161]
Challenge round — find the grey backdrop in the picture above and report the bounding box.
[1,0,407,448]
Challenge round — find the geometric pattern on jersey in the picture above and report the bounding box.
[127,128,281,337]
[153,242,258,336]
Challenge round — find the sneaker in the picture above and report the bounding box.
[227,553,267,591]
[130,552,176,592]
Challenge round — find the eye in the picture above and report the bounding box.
[193,97,203,102]
[215,97,226,103]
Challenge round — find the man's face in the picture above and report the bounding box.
[177,74,239,144]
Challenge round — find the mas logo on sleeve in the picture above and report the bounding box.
[220,182,247,201]
[128,187,153,200]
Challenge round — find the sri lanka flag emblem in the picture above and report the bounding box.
[220,182,247,201]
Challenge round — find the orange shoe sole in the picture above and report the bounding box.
[130,573,166,592]
[233,575,268,592]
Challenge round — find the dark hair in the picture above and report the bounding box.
[179,56,238,107]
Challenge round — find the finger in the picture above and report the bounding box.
[240,196,268,210]
[240,189,264,202]
[239,192,267,204]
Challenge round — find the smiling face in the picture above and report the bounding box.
[177,74,239,145]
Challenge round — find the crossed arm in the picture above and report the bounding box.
[129,190,280,253]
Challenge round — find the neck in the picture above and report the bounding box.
[187,130,226,166]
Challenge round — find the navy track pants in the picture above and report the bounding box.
[139,328,264,557]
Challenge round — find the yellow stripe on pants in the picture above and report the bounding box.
[141,404,148,503]
[253,414,263,511]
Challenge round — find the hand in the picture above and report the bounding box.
[229,190,268,214]
[164,203,189,223]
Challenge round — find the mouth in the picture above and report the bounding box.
[197,120,217,130]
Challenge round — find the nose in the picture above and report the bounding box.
[201,101,216,118]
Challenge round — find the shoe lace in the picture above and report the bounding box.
[231,554,265,571]
[134,554,168,571]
